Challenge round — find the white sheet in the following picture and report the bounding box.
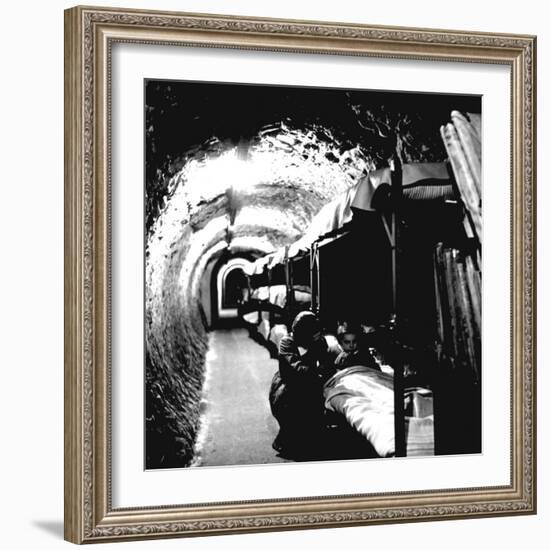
[324,366,434,457]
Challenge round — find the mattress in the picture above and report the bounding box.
[323,365,434,457]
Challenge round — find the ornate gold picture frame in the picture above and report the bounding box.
[64,5,536,544]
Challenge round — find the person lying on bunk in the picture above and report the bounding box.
[269,311,337,459]
[334,321,381,371]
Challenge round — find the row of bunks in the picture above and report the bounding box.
[239,111,482,458]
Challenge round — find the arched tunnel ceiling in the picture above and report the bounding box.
[146,127,378,302]
[153,128,373,242]
[146,80,481,239]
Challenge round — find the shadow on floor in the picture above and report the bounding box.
[33,520,64,540]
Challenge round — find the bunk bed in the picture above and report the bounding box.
[240,251,312,355]
[241,111,481,458]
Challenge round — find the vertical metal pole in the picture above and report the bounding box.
[316,245,321,317]
[284,246,292,327]
[309,245,315,313]
[391,212,397,315]
[267,266,273,327]
[310,243,319,315]
[390,160,406,458]
[289,258,294,313]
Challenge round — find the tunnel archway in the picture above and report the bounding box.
[215,257,252,322]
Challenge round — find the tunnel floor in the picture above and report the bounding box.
[193,328,290,467]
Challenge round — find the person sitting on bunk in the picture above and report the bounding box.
[269,311,336,458]
[334,321,380,371]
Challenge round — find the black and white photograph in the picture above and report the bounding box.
[144,80,482,470]
[1,0,545,546]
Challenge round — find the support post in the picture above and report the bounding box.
[310,243,319,315]
[284,246,293,328]
[390,159,406,458]
[267,266,273,328]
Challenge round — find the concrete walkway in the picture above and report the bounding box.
[193,328,289,467]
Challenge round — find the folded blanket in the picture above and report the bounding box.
[323,365,434,457]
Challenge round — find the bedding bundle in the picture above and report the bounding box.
[323,365,434,457]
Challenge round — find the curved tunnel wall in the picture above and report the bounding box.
[145,127,372,468]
